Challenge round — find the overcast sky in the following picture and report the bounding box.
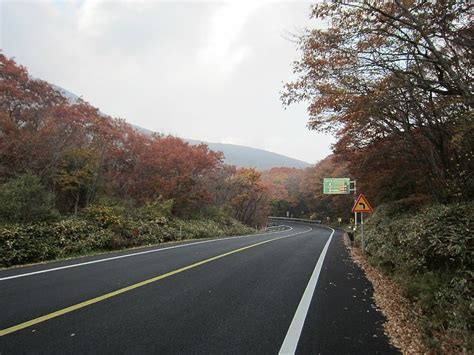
[1,0,333,164]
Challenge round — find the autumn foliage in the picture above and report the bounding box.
[0,53,267,226]
[262,158,354,222]
[282,0,473,205]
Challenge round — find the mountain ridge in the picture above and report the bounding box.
[185,138,311,170]
[52,85,312,170]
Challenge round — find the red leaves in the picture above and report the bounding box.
[282,1,473,204]
[118,135,223,211]
[261,167,304,205]
[0,54,225,215]
[227,168,268,226]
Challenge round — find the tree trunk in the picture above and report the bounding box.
[74,192,79,216]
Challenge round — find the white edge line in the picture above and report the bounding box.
[0,226,294,281]
[279,227,335,355]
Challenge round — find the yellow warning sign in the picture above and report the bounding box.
[352,194,373,213]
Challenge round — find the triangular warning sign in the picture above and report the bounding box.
[352,194,373,213]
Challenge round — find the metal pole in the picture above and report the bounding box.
[361,212,364,254]
[354,180,357,242]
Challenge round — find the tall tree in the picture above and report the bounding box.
[55,148,100,215]
[228,168,269,226]
[282,1,473,202]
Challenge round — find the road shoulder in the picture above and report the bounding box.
[346,236,427,353]
[297,229,399,354]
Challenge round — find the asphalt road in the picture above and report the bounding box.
[0,223,398,354]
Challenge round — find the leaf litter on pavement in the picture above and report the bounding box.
[344,235,427,354]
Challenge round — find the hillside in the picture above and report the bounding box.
[52,86,312,170]
[186,139,311,170]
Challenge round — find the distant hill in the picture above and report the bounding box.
[52,85,311,170]
[50,84,80,103]
[186,139,311,170]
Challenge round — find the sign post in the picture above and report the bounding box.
[351,194,373,254]
[323,178,350,194]
[353,180,357,236]
[322,177,357,239]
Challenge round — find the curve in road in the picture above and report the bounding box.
[0,223,398,354]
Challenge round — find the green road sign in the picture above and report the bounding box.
[323,178,350,194]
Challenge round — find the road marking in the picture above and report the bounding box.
[279,227,335,355]
[0,227,311,337]
[0,227,293,281]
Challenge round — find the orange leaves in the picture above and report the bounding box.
[0,53,226,215]
[124,135,223,210]
[282,1,473,203]
[227,168,269,225]
[0,54,64,119]
[261,167,304,205]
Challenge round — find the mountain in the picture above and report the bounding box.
[186,139,311,170]
[135,126,311,170]
[52,85,312,170]
[50,84,80,103]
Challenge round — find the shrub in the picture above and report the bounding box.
[138,199,174,220]
[363,202,473,352]
[0,174,59,224]
[81,204,125,228]
[0,218,119,267]
[0,213,255,268]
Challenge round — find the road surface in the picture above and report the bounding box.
[0,222,398,354]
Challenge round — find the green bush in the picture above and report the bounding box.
[365,203,473,273]
[0,218,115,267]
[81,204,125,228]
[52,218,112,253]
[138,199,174,220]
[363,202,474,351]
[0,213,255,268]
[0,174,59,224]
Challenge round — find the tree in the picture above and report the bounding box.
[0,173,58,223]
[282,1,473,202]
[228,168,269,226]
[55,148,100,215]
[261,167,306,217]
[299,156,353,221]
[0,54,65,179]
[0,54,64,121]
[0,52,270,222]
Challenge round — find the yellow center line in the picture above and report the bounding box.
[1,230,309,337]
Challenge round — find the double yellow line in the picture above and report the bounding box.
[1,230,309,337]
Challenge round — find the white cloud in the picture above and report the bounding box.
[1,0,333,164]
[196,1,262,78]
